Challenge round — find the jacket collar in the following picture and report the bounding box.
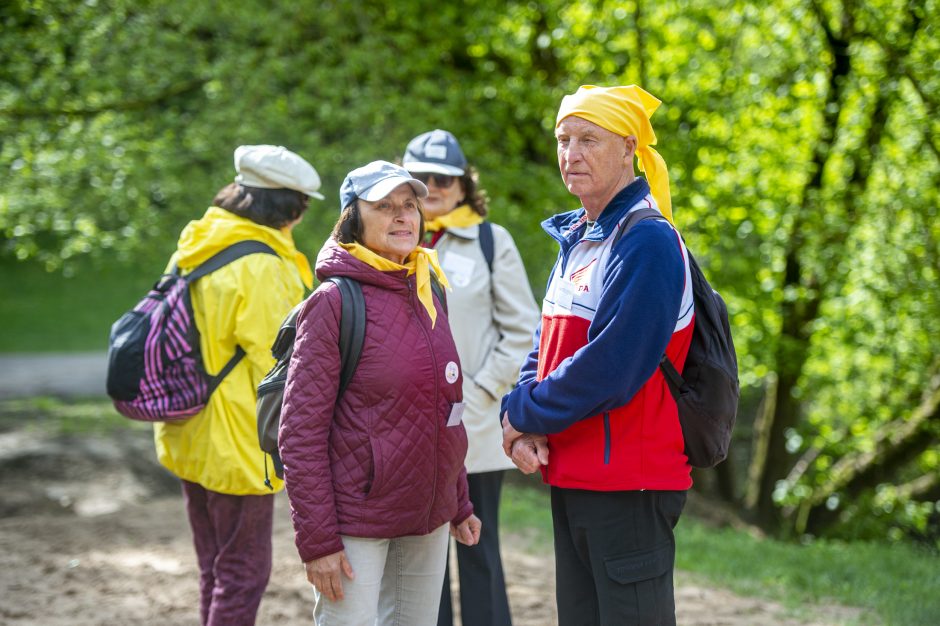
[541,177,651,246]
[315,238,411,292]
[441,224,480,240]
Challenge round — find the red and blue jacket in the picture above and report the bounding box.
[502,178,695,491]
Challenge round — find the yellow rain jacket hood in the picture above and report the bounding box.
[154,207,311,495]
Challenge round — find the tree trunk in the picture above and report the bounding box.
[748,4,853,527]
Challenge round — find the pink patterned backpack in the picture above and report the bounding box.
[107,241,276,421]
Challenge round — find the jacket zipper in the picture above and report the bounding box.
[410,280,440,531]
[603,412,611,465]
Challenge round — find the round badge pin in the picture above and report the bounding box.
[445,361,459,384]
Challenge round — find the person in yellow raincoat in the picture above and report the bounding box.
[153,145,322,626]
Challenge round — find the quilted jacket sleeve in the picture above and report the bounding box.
[278,284,345,563]
[454,465,473,524]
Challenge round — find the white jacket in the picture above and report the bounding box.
[435,222,540,473]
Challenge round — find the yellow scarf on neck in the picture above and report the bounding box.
[338,242,450,327]
[424,204,484,232]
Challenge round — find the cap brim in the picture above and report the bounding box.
[403,161,465,176]
[360,176,429,202]
[305,190,325,200]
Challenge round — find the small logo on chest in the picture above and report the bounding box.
[569,259,597,293]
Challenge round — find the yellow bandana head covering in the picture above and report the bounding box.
[338,242,450,327]
[556,85,673,224]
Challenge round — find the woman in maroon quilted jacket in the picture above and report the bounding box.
[279,160,481,626]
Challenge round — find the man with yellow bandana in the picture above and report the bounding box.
[500,86,696,625]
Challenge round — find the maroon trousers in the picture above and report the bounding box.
[181,480,274,626]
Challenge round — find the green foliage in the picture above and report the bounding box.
[2,0,939,541]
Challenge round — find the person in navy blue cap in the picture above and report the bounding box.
[404,131,540,626]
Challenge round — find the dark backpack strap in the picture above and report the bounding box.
[186,240,278,282]
[611,207,664,247]
[611,209,687,393]
[327,276,367,397]
[430,271,447,315]
[193,241,277,389]
[478,221,495,274]
[658,354,685,400]
[207,346,246,394]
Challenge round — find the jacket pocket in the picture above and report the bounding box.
[604,541,676,622]
[364,436,386,499]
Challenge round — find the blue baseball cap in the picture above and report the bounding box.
[339,160,429,210]
[402,129,467,176]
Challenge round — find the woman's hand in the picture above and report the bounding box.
[450,514,482,547]
[304,549,355,602]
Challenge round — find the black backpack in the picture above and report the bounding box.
[614,208,739,468]
[107,240,277,421]
[256,274,447,487]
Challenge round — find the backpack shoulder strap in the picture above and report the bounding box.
[187,240,278,282]
[611,207,664,247]
[326,276,367,397]
[477,221,495,274]
[610,208,685,395]
[429,271,448,315]
[199,241,277,391]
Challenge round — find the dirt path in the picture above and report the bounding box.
[0,495,861,626]
[0,411,864,625]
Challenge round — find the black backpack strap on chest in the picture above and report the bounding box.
[326,276,367,397]
[478,220,495,274]
[611,207,664,247]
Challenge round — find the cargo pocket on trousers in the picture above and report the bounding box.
[604,541,675,622]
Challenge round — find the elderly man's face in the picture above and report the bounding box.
[555,116,635,211]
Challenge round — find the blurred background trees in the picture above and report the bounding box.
[2,0,938,546]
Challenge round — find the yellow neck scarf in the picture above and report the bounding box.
[424,204,485,232]
[556,85,673,224]
[338,242,450,327]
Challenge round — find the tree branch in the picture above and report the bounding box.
[807,367,940,510]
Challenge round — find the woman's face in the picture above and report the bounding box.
[358,183,421,264]
[414,173,465,219]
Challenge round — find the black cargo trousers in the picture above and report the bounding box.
[551,487,687,626]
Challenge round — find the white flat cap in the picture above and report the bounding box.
[234,145,324,199]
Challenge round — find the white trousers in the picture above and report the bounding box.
[313,524,450,626]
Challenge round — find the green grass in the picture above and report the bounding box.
[500,480,940,626]
[0,396,149,435]
[499,473,555,551]
[0,258,154,352]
